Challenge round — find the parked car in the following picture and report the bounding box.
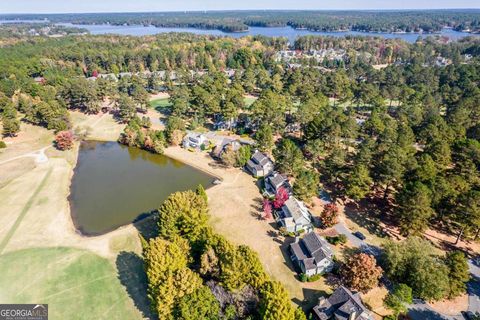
[353,231,366,240]
[462,311,479,320]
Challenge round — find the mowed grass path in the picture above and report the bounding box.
[0,247,143,320]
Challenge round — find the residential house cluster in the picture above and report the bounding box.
[180,137,372,320]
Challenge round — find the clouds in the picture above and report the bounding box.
[1,0,479,14]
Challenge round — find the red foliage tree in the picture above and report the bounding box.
[262,198,273,220]
[319,203,339,228]
[340,253,383,293]
[273,187,289,209]
[55,131,74,150]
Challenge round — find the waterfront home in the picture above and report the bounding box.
[264,172,291,197]
[211,138,242,159]
[182,133,207,150]
[312,286,373,320]
[246,150,274,177]
[275,196,313,233]
[290,232,334,276]
[277,197,313,233]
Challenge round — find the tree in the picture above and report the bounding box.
[263,199,273,220]
[382,237,450,301]
[445,251,470,298]
[395,181,434,236]
[158,191,209,243]
[235,145,251,167]
[293,169,319,202]
[340,253,383,293]
[55,131,74,150]
[273,187,289,209]
[274,139,304,176]
[116,94,136,123]
[319,203,339,228]
[345,164,373,201]
[196,184,208,203]
[384,284,413,318]
[255,124,274,153]
[173,286,220,320]
[165,116,185,145]
[2,103,20,137]
[259,281,297,320]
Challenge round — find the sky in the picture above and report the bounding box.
[1,0,479,14]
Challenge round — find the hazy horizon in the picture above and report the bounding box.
[1,0,480,14]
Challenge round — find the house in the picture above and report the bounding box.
[289,232,334,276]
[312,286,374,320]
[246,150,274,177]
[211,138,241,159]
[264,172,291,196]
[277,197,313,233]
[182,133,207,150]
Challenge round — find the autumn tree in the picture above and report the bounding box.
[319,203,339,228]
[273,187,289,209]
[263,198,273,220]
[55,131,74,150]
[340,252,383,293]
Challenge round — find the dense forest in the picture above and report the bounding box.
[1,26,480,317]
[2,10,480,33]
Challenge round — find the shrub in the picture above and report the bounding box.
[326,234,347,245]
[0,141,6,148]
[55,130,74,150]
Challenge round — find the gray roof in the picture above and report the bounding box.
[266,173,288,190]
[312,286,371,320]
[281,197,311,226]
[251,150,272,166]
[290,232,333,272]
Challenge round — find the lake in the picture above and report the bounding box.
[57,23,479,44]
[69,141,215,235]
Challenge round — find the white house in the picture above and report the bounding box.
[182,133,207,150]
[264,172,291,197]
[277,197,313,233]
[290,232,334,277]
[246,150,274,177]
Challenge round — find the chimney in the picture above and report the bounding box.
[349,311,357,320]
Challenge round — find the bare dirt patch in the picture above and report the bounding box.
[428,294,468,316]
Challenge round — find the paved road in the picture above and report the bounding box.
[468,260,480,315]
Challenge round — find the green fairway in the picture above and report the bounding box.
[149,97,171,112]
[0,247,146,320]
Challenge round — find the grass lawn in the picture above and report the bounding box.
[149,97,171,112]
[0,247,146,320]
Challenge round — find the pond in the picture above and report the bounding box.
[69,141,215,235]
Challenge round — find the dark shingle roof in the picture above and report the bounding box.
[312,286,370,320]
